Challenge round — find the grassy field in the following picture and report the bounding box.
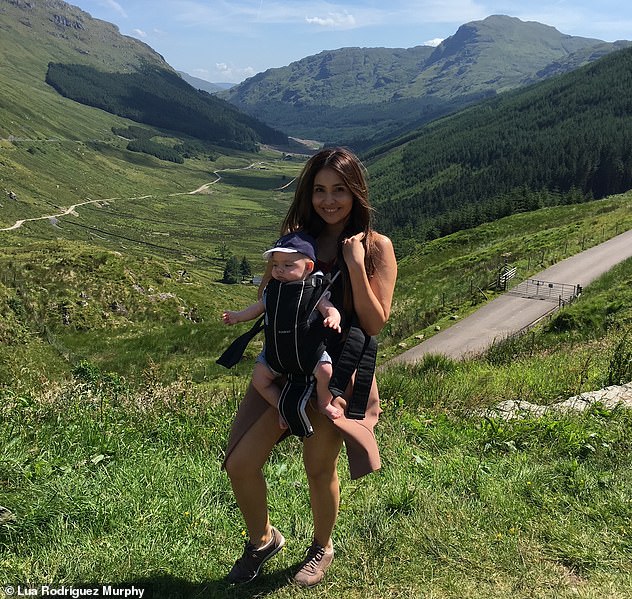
[2,208,632,597]
[1,272,631,597]
[3,9,631,595]
[0,144,307,385]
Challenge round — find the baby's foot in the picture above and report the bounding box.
[320,403,342,421]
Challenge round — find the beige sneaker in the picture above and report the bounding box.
[293,541,334,587]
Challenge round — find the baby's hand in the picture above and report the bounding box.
[222,311,239,325]
[323,313,342,334]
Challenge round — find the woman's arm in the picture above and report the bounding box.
[342,232,397,336]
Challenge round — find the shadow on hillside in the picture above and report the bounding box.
[84,567,300,598]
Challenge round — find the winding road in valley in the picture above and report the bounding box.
[0,162,266,232]
[386,227,632,366]
[0,198,113,231]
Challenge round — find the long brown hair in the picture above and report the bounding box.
[281,147,378,313]
[281,148,375,268]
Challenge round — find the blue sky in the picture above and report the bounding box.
[70,1,631,83]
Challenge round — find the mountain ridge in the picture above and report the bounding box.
[0,0,285,149]
[220,15,632,147]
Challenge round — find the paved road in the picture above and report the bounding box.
[387,227,632,365]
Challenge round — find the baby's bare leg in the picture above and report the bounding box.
[252,362,287,429]
[314,361,342,421]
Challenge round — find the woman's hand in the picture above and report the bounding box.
[342,232,397,336]
[341,232,366,269]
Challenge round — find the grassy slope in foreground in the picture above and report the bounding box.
[0,254,631,597]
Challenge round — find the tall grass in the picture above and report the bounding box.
[3,143,632,597]
[1,358,631,598]
[2,258,632,597]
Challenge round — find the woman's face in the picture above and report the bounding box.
[312,167,353,229]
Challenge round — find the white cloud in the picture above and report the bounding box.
[305,11,357,29]
[100,0,127,18]
[423,37,444,47]
[214,62,256,83]
[173,1,366,29]
[132,28,147,38]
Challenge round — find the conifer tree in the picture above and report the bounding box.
[240,256,252,281]
[222,256,240,284]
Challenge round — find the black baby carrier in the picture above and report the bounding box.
[217,272,377,437]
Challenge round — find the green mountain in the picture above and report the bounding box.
[0,0,286,149]
[365,45,632,248]
[221,15,631,148]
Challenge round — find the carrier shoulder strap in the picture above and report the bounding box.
[328,317,377,420]
[215,315,265,368]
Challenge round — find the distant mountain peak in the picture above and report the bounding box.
[219,14,630,147]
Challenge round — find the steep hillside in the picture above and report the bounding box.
[0,0,286,149]
[221,15,631,148]
[366,46,632,248]
[0,0,294,240]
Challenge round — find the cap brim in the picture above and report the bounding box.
[262,247,301,260]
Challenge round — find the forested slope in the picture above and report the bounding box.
[368,46,632,246]
[45,63,287,150]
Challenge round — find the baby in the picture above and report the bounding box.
[223,231,342,428]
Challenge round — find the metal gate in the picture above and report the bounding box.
[507,279,581,304]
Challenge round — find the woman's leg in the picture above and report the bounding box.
[302,407,344,550]
[224,396,284,547]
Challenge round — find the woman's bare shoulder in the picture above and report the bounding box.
[373,232,395,257]
[373,231,392,245]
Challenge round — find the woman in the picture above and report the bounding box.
[223,147,397,587]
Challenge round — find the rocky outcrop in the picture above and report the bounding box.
[481,383,632,420]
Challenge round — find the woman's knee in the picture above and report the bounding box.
[225,441,267,480]
[303,422,342,480]
[304,459,338,487]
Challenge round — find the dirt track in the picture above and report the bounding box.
[0,163,264,232]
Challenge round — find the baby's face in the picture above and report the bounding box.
[269,252,313,282]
